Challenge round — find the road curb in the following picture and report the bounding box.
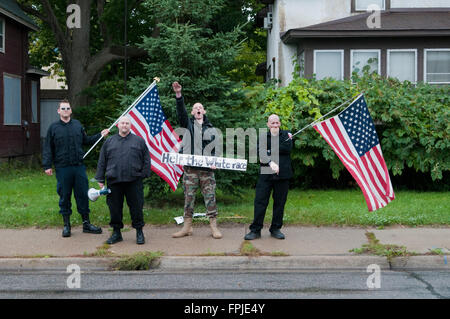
[390,256,449,270]
[0,257,115,271]
[158,256,391,270]
[0,255,448,271]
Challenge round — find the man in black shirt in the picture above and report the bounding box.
[43,100,109,238]
[95,115,151,245]
[245,114,293,240]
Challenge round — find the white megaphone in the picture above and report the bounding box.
[88,187,111,202]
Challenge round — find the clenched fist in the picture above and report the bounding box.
[172,82,182,98]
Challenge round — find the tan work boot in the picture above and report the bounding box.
[209,217,222,239]
[172,217,193,238]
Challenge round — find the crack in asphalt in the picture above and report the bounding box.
[407,272,447,299]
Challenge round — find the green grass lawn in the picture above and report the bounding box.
[0,168,449,228]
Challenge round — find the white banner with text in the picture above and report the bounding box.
[161,153,247,171]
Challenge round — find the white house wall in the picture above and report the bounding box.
[267,0,351,86]
[267,0,450,85]
[40,64,68,90]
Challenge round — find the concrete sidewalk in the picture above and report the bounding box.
[0,224,449,271]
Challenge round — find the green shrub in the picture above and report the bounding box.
[240,70,449,190]
[75,64,449,201]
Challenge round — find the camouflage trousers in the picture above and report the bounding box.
[183,166,217,218]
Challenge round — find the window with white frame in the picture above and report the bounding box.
[354,0,386,11]
[351,50,380,76]
[424,49,450,84]
[387,49,417,83]
[0,18,5,53]
[3,74,22,125]
[31,81,38,123]
[314,50,344,80]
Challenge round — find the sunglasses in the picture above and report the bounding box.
[60,107,71,111]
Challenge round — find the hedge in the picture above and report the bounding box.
[239,70,449,190]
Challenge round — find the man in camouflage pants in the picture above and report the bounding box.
[171,81,222,239]
[183,167,217,219]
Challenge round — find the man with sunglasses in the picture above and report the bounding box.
[43,100,109,238]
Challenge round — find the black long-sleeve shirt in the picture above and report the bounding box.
[259,130,293,180]
[95,133,151,185]
[176,96,218,156]
[42,119,101,170]
[176,96,218,171]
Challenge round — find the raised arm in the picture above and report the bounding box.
[173,81,189,128]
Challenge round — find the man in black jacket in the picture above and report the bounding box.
[171,81,222,239]
[43,100,109,238]
[95,115,151,245]
[245,114,293,240]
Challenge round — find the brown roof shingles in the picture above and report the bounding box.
[281,10,450,43]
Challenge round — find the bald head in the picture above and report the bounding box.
[191,102,206,123]
[268,114,280,123]
[119,115,131,122]
[118,115,131,137]
[267,114,281,136]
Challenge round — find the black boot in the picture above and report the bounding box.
[62,215,71,238]
[136,228,145,245]
[82,215,102,234]
[270,229,285,240]
[106,229,123,245]
[244,230,261,240]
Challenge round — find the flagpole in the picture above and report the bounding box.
[83,77,161,159]
[287,92,363,141]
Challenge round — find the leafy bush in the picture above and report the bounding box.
[240,69,449,190]
[76,63,449,199]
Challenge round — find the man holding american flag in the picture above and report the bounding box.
[95,115,151,245]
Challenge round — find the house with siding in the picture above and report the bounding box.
[0,0,49,159]
[257,0,450,85]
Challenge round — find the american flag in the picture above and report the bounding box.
[313,94,395,211]
[127,83,183,191]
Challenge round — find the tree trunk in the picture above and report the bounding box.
[67,69,91,109]
[21,0,147,109]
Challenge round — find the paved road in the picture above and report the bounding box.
[0,269,448,299]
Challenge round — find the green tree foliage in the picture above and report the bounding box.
[19,0,151,107]
[122,0,258,197]
[227,32,266,85]
[67,0,265,199]
[211,0,266,85]
[125,0,244,121]
[73,78,125,167]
